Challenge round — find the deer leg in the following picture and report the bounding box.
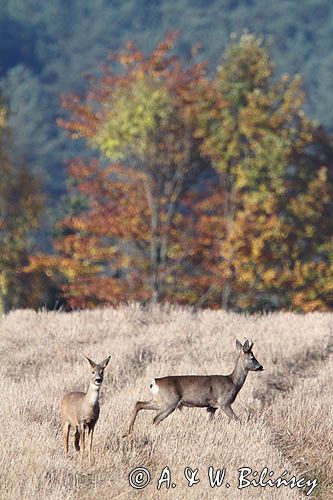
[79,423,85,465]
[153,403,178,425]
[123,400,161,437]
[207,406,218,420]
[207,399,219,420]
[87,424,95,466]
[74,428,80,451]
[63,421,70,453]
[220,404,240,423]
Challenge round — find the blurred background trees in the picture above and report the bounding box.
[1,0,333,217]
[186,34,333,311]
[58,35,206,305]
[28,34,333,311]
[0,98,47,312]
[1,1,333,312]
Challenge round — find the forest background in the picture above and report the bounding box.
[1,0,333,313]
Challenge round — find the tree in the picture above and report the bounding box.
[56,34,206,305]
[189,34,333,311]
[0,98,44,312]
[29,33,333,312]
[28,159,150,308]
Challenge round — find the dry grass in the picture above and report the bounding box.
[0,304,332,499]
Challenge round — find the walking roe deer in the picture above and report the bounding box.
[123,339,263,436]
[61,355,111,464]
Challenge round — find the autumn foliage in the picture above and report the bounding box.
[0,100,45,312]
[29,34,333,312]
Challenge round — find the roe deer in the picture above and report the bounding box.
[123,339,263,436]
[61,355,111,464]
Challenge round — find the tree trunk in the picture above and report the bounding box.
[219,171,237,311]
[149,184,161,304]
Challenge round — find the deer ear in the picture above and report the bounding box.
[243,339,253,353]
[100,355,111,369]
[236,339,243,352]
[83,355,96,368]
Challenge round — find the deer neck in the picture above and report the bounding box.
[230,355,248,393]
[85,383,100,406]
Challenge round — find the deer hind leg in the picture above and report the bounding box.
[153,401,179,425]
[123,400,161,437]
[87,424,95,466]
[63,421,70,453]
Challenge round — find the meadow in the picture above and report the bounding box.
[0,304,332,499]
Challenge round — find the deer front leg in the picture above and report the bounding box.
[74,428,80,451]
[207,399,219,420]
[87,424,95,466]
[62,421,70,453]
[207,406,218,420]
[79,422,85,464]
[220,404,240,423]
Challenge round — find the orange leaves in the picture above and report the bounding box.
[184,156,333,311]
[28,153,150,307]
[31,33,333,311]
[58,95,100,140]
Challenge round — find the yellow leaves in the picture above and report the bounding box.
[70,218,89,232]
[262,269,277,285]
[302,300,326,312]
[292,293,326,313]
[235,166,248,190]
[136,68,145,80]
[24,254,61,279]
[92,74,177,161]
[318,166,328,183]
[50,34,333,311]
[167,244,183,260]
[62,266,78,281]
[239,269,255,284]
[0,105,7,129]
[305,225,314,237]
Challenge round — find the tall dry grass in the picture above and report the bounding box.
[0,304,332,499]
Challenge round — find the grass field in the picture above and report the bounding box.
[1,304,332,499]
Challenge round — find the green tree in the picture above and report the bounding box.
[59,35,205,304]
[191,34,333,311]
[0,99,43,312]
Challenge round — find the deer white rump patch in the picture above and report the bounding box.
[149,378,159,396]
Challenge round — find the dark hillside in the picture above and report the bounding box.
[1,0,332,212]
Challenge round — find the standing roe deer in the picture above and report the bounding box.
[61,355,111,464]
[123,339,263,436]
